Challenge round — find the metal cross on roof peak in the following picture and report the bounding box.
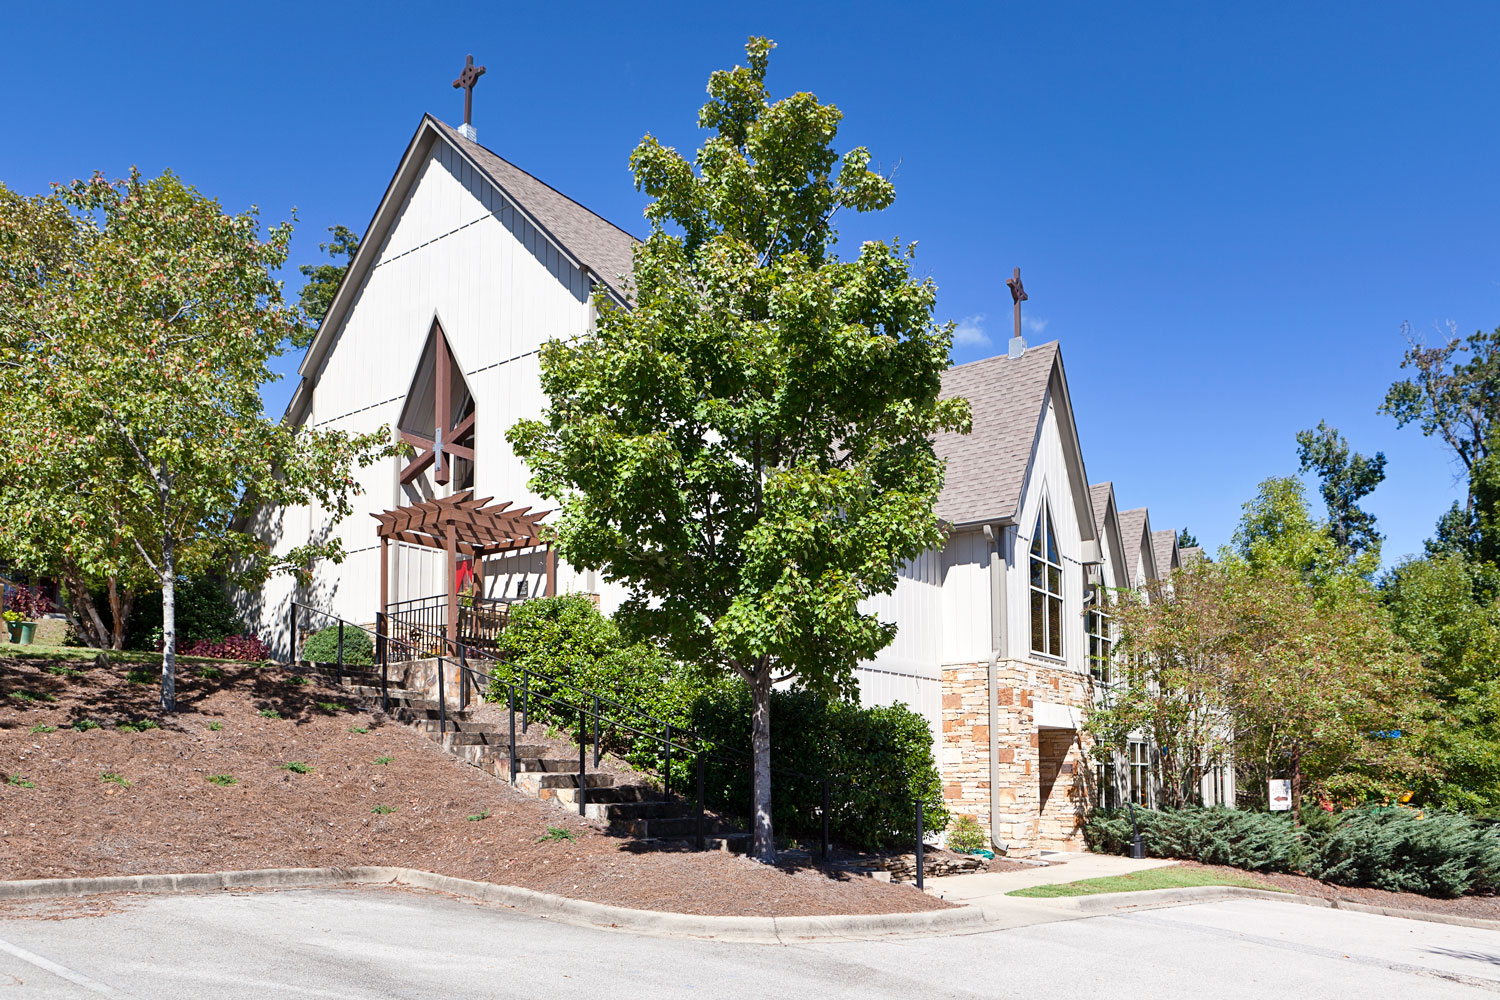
[452,54,486,127]
[1006,267,1028,341]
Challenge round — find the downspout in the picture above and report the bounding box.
[983,524,1007,854]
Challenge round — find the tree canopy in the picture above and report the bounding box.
[296,224,359,341]
[0,170,389,708]
[509,38,969,861]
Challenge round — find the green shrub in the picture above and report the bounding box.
[948,815,988,854]
[488,596,705,772]
[1306,807,1500,897]
[302,625,374,666]
[124,576,243,650]
[691,683,947,851]
[1085,806,1305,872]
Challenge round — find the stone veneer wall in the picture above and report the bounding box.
[940,659,1098,855]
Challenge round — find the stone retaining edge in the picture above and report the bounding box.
[1051,884,1500,932]
[0,867,989,944]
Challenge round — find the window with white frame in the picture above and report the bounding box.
[1128,739,1151,806]
[1029,505,1064,658]
[1095,759,1119,810]
[1085,574,1112,684]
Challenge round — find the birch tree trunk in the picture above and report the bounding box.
[160,532,177,713]
[750,666,776,863]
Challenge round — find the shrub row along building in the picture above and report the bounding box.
[248,111,1224,857]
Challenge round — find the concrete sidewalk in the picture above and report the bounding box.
[925,853,1178,920]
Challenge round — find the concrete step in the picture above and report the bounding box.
[418,719,501,734]
[515,771,615,791]
[610,815,723,839]
[512,757,591,774]
[581,799,690,821]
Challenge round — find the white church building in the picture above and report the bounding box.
[250,111,1219,855]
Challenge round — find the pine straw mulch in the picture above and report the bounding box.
[1174,860,1500,920]
[0,655,948,917]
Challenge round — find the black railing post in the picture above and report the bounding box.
[822,780,831,861]
[521,670,529,733]
[578,705,588,818]
[376,612,388,713]
[336,620,344,686]
[663,724,673,798]
[436,655,447,735]
[696,751,706,851]
[459,645,469,711]
[507,682,517,785]
[915,798,925,891]
[592,694,601,768]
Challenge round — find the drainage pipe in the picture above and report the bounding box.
[982,524,1007,854]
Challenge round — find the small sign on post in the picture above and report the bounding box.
[1268,779,1292,811]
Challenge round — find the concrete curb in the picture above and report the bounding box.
[0,867,988,944]
[1030,884,1500,933]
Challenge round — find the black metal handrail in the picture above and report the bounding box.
[287,600,932,885]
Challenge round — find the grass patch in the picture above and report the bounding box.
[118,719,160,733]
[279,761,314,774]
[46,665,82,677]
[207,774,238,786]
[467,810,491,822]
[30,724,56,734]
[373,755,394,766]
[1007,866,1279,898]
[316,701,347,713]
[285,675,309,686]
[7,774,36,788]
[371,804,396,815]
[125,667,154,684]
[536,826,576,844]
[258,708,282,719]
[101,772,131,787]
[207,721,222,731]
[72,719,101,732]
[198,666,223,680]
[348,725,369,734]
[10,690,55,703]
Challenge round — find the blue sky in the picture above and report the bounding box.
[5,2,1497,566]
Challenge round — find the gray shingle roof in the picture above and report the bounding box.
[934,342,1059,526]
[1088,481,1114,542]
[1179,545,1205,565]
[1152,529,1179,580]
[1117,507,1151,585]
[432,117,639,303]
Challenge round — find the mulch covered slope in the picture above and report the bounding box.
[0,656,947,917]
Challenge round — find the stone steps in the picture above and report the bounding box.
[300,656,743,847]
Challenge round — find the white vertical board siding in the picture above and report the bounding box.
[859,548,943,678]
[1006,390,1089,674]
[855,668,943,749]
[940,529,991,664]
[259,137,595,627]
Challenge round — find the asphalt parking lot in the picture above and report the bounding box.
[1,887,1495,999]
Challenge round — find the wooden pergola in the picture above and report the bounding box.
[372,490,554,650]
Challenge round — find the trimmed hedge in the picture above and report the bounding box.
[1086,805,1500,897]
[486,595,946,850]
[302,625,374,666]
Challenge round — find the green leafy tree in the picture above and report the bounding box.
[1383,553,1500,812]
[1295,420,1386,563]
[296,224,359,343]
[1088,560,1236,808]
[1233,476,1368,585]
[1176,528,1200,550]
[0,170,391,710]
[508,38,970,861]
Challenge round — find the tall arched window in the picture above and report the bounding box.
[1030,504,1064,657]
